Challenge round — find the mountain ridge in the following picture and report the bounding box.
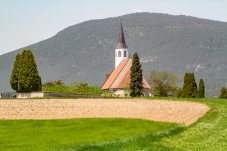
[0,12,227,97]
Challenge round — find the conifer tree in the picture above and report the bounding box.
[181,72,197,98]
[190,73,198,98]
[130,52,143,97]
[175,88,183,97]
[218,87,227,99]
[10,50,42,92]
[182,72,189,97]
[10,54,21,91]
[197,79,205,98]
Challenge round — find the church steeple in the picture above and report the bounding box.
[116,18,128,49]
[115,17,128,68]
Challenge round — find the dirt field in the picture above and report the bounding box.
[0,99,210,126]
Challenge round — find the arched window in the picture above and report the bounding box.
[118,51,121,57]
[124,51,126,57]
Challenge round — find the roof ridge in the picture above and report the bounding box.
[109,58,130,88]
[101,58,130,90]
[100,68,115,89]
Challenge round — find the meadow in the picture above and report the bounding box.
[0,97,227,150]
[0,118,179,151]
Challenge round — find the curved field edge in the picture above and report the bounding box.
[58,97,226,151]
[156,98,227,151]
[0,99,209,126]
[0,118,178,151]
[65,125,185,151]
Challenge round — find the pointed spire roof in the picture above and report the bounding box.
[116,18,128,49]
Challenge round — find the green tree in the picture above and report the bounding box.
[42,79,68,93]
[123,83,130,97]
[175,88,183,97]
[148,70,179,97]
[181,72,189,97]
[10,54,21,91]
[218,87,227,99]
[10,50,42,92]
[70,82,89,94]
[190,73,198,98]
[130,52,143,97]
[181,72,197,98]
[105,73,111,79]
[197,79,205,98]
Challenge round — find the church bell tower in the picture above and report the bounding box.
[115,18,128,68]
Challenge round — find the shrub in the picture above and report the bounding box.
[218,87,227,99]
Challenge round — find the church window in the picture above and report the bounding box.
[124,51,126,57]
[118,51,121,57]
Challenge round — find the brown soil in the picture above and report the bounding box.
[0,99,210,126]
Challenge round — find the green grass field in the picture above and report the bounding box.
[1,98,227,151]
[78,98,227,151]
[0,118,179,151]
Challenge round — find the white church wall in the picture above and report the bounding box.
[115,48,128,68]
[143,89,152,96]
[113,89,125,97]
[17,92,44,98]
[113,89,151,97]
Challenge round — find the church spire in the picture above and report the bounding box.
[115,17,129,68]
[116,17,128,49]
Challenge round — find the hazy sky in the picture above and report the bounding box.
[1,0,227,55]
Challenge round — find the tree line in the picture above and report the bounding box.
[130,52,227,99]
[9,50,226,98]
[42,80,102,94]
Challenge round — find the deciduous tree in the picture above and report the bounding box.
[148,70,179,96]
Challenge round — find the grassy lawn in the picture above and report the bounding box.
[0,118,178,151]
[1,97,226,151]
[156,98,227,151]
[74,98,227,151]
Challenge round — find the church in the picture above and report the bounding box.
[101,19,151,97]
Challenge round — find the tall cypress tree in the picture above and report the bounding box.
[191,73,198,98]
[181,72,197,98]
[11,50,42,92]
[197,79,205,98]
[130,52,143,97]
[10,54,21,91]
[182,72,189,97]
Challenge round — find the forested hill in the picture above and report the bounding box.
[0,12,227,97]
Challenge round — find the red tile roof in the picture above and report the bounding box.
[101,58,150,90]
[115,67,150,89]
[101,59,130,90]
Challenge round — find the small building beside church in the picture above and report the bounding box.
[101,19,151,97]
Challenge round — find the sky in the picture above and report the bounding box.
[1,0,227,55]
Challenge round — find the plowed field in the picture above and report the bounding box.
[0,99,210,126]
